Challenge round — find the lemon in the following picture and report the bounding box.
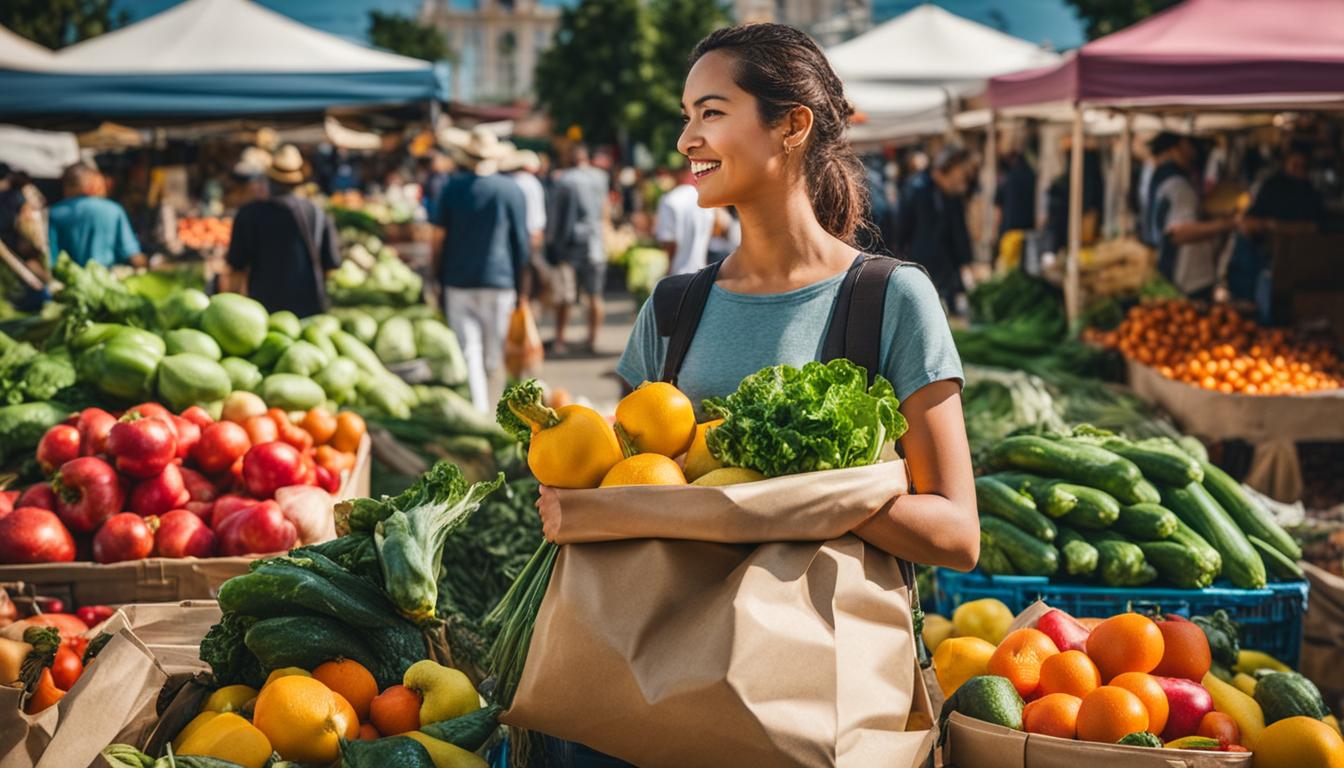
[952,598,1014,644]
[600,454,687,487]
[690,467,766,486]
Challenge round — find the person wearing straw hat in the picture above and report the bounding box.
[225,144,341,317]
[431,127,531,412]
[501,147,549,298]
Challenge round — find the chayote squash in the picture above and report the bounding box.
[301,313,342,337]
[200,293,268,357]
[374,316,417,364]
[259,373,326,411]
[301,324,338,360]
[220,357,263,392]
[165,328,223,361]
[267,310,302,339]
[314,357,360,404]
[341,311,380,345]
[157,288,211,330]
[273,340,331,378]
[247,332,292,371]
[157,353,233,411]
[413,319,467,385]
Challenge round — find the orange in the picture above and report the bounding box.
[599,453,687,487]
[987,628,1060,697]
[1151,618,1212,682]
[1022,693,1082,740]
[1076,686,1149,744]
[1109,672,1169,737]
[1085,613,1165,682]
[357,722,381,741]
[1038,651,1101,699]
[369,684,422,736]
[252,675,358,763]
[312,659,378,722]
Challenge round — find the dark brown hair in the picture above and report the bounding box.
[690,23,868,246]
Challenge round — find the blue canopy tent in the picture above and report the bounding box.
[0,0,448,120]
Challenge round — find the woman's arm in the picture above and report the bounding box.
[852,379,979,571]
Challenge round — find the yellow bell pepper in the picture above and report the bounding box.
[172,712,219,752]
[1202,671,1265,749]
[1234,649,1291,675]
[933,636,996,697]
[176,712,272,768]
[201,684,258,714]
[402,731,489,768]
[1232,672,1258,697]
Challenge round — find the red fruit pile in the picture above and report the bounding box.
[0,401,366,565]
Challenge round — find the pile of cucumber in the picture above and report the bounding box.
[975,431,1303,589]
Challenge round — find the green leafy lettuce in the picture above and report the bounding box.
[702,358,907,477]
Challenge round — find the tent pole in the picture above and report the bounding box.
[1119,111,1133,237]
[982,109,998,267]
[1066,105,1084,323]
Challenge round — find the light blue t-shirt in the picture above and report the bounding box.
[48,196,141,268]
[616,263,964,409]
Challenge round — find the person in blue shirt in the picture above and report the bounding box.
[47,162,144,269]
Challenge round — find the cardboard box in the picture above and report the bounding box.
[942,712,1252,768]
[0,434,370,608]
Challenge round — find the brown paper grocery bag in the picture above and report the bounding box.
[505,461,935,767]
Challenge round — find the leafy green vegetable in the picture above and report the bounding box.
[702,359,906,477]
[337,461,503,624]
[495,380,542,445]
[0,401,73,464]
[0,334,76,405]
[199,613,265,688]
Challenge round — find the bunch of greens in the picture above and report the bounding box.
[702,359,907,477]
[0,331,76,405]
[49,255,156,343]
[331,461,503,624]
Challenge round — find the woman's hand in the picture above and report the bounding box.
[536,484,563,542]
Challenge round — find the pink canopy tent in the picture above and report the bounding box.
[988,0,1344,109]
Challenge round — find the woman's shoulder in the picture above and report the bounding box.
[883,260,940,304]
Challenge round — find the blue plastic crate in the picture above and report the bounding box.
[929,569,1310,668]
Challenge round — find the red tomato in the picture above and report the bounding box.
[191,422,251,475]
[242,443,306,498]
[75,408,118,457]
[36,425,81,475]
[178,405,214,430]
[52,456,124,533]
[50,646,82,691]
[106,418,177,479]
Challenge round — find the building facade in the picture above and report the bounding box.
[734,0,871,45]
[420,0,561,103]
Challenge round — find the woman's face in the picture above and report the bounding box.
[678,50,788,208]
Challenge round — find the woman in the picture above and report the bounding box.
[537,23,978,764]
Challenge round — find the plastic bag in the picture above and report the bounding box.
[504,302,543,379]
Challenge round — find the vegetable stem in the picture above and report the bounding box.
[507,398,559,431]
[613,422,638,459]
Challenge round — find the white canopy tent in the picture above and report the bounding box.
[828,4,1060,141]
[0,23,55,72]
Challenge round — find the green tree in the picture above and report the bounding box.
[1062,0,1182,40]
[368,10,452,62]
[642,0,731,164]
[0,0,127,50]
[534,0,656,150]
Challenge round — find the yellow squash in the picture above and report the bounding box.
[615,382,697,458]
[501,381,623,488]
[1202,671,1265,749]
[601,454,687,487]
[176,712,272,768]
[683,419,725,481]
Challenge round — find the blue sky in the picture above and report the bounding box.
[113,0,1084,48]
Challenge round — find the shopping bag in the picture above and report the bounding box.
[504,301,543,379]
[504,461,935,768]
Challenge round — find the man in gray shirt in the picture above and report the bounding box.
[551,145,610,355]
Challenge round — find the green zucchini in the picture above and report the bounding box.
[1248,535,1305,580]
[419,704,503,751]
[1131,479,1162,504]
[1201,461,1302,561]
[1114,503,1179,540]
[980,516,1058,576]
[1162,483,1266,589]
[218,559,400,628]
[1253,672,1330,724]
[1085,530,1156,587]
[1059,485,1121,530]
[990,471,1078,518]
[243,615,389,687]
[990,435,1145,504]
[1056,525,1099,576]
[976,476,1056,542]
[1168,518,1223,576]
[1135,540,1218,588]
[1177,436,1209,463]
[977,535,1016,575]
[1097,437,1204,486]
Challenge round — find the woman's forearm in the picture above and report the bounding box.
[854,492,979,571]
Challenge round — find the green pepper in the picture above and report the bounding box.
[78,326,166,400]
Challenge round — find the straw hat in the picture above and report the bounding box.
[445,127,514,174]
[233,146,272,179]
[501,148,540,174]
[267,144,305,184]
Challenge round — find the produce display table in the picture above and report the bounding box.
[930,569,1310,667]
[1126,358,1344,501]
[0,434,370,608]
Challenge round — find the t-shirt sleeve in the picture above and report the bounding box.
[616,294,665,390]
[114,206,141,262]
[653,196,677,243]
[881,265,965,401]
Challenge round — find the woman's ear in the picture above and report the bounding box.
[782,105,815,153]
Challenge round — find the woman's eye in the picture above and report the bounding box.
[703,109,723,118]
[680,114,690,123]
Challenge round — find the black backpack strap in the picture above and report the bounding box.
[821,254,901,382]
[653,261,723,384]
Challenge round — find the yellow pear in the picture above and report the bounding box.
[403,731,489,768]
[402,660,480,725]
[690,467,765,486]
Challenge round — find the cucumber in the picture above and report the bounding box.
[1168,518,1223,574]
[1248,535,1305,580]
[1136,540,1218,588]
[1059,485,1121,530]
[977,535,1016,575]
[1056,525,1099,576]
[1114,503,1179,540]
[1085,530,1156,587]
[1201,461,1302,561]
[1162,482,1266,589]
[990,435,1145,504]
[218,558,401,628]
[1177,436,1209,463]
[243,615,390,688]
[419,704,503,751]
[1132,479,1162,504]
[1097,437,1204,486]
[980,516,1058,576]
[991,471,1078,518]
[340,736,435,768]
[976,476,1057,542]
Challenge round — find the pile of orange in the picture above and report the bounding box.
[177,216,232,250]
[1084,299,1342,395]
[988,612,1190,746]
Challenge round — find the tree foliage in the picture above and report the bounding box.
[1061,0,1182,40]
[369,10,452,63]
[0,0,127,50]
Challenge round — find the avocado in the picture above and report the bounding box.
[938,674,1025,745]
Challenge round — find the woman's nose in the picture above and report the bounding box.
[677,122,700,158]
